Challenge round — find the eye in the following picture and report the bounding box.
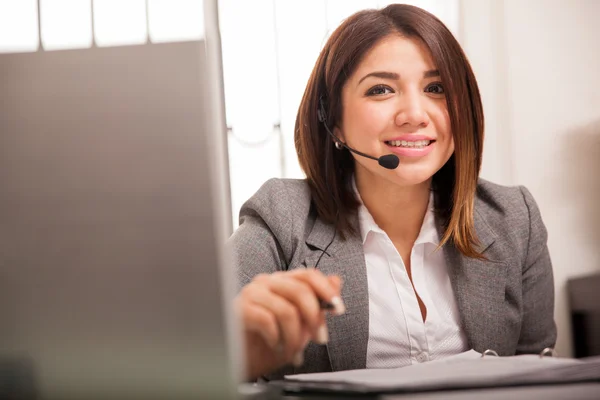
[366,84,394,96]
[425,82,445,95]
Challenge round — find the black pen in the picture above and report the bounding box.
[318,297,346,315]
[319,299,335,311]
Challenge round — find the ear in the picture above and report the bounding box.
[333,126,345,143]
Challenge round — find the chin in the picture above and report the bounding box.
[390,173,433,186]
[387,168,436,187]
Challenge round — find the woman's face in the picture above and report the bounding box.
[335,34,454,188]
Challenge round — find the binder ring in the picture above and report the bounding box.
[540,348,557,358]
[481,349,499,358]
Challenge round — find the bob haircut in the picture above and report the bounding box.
[294,4,485,258]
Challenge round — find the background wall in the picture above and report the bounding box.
[461,0,600,356]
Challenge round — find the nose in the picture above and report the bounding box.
[394,91,430,128]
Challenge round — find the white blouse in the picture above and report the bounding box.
[353,182,468,368]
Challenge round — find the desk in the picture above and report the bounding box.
[246,382,600,399]
[381,382,600,399]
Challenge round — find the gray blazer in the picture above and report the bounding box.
[228,178,556,379]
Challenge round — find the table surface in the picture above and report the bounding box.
[242,381,600,400]
[282,384,600,400]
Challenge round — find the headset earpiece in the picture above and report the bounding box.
[317,97,327,124]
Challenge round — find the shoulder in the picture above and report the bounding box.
[475,178,545,229]
[239,178,313,225]
[244,178,312,205]
[233,178,316,270]
[475,178,548,260]
[476,178,535,208]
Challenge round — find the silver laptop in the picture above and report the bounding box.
[0,2,242,398]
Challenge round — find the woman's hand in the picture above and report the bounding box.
[235,269,345,380]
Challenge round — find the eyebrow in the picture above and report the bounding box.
[357,69,440,85]
[424,69,440,78]
[357,71,399,85]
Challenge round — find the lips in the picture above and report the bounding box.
[385,134,435,142]
[384,139,436,157]
[386,139,433,149]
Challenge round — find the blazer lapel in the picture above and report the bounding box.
[443,208,510,354]
[302,199,510,369]
[303,216,369,372]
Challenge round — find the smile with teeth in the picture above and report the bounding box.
[386,139,433,149]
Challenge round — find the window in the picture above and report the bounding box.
[0,0,204,51]
[40,0,93,50]
[148,0,204,43]
[93,0,148,47]
[0,0,39,53]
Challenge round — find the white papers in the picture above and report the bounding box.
[284,350,587,392]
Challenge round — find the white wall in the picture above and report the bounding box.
[461,0,600,356]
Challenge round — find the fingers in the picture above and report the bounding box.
[245,284,304,360]
[238,269,345,370]
[328,275,342,292]
[238,299,280,350]
[290,269,345,316]
[293,327,312,367]
[267,274,324,335]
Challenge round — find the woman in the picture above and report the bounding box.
[229,4,556,381]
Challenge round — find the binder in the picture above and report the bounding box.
[270,348,600,395]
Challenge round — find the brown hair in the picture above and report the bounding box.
[295,4,485,258]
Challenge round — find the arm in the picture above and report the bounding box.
[225,179,341,380]
[227,178,293,290]
[516,186,557,354]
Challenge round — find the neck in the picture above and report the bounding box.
[355,168,431,243]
